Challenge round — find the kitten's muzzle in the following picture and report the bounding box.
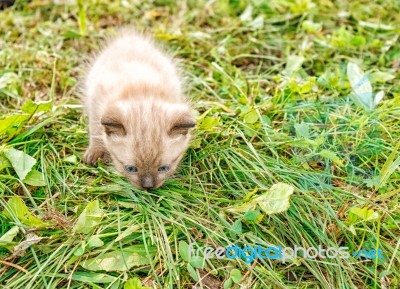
[141,175,155,190]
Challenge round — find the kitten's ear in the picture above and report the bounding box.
[101,114,126,136]
[169,113,196,136]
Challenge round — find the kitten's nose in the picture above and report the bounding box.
[141,175,155,190]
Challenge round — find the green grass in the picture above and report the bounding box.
[1,0,400,288]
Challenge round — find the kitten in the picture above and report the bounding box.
[83,30,195,190]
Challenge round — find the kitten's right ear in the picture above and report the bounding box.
[101,115,126,136]
[169,113,196,136]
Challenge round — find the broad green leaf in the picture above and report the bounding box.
[231,220,242,235]
[124,277,142,289]
[63,155,78,164]
[0,226,19,250]
[187,263,199,282]
[370,71,395,83]
[349,207,379,223]
[198,117,221,132]
[255,183,295,214]
[319,149,344,166]
[230,269,242,283]
[21,100,53,114]
[243,210,262,223]
[189,256,205,269]
[0,114,30,135]
[283,55,305,76]
[74,200,104,234]
[223,278,233,289]
[294,122,310,139]
[243,110,259,124]
[74,241,86,256]
[23,169,46,186]
[226,183,295,215]
[87,236,104,249]
[179,241,190,262]
[4,148,36,181]
[347,62,374,110]
[3,196,50,227]
[80,246,153,272]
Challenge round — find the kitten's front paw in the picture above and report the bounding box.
[84,147,111,166]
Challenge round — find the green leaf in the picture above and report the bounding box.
[74,200,104,234]
[0,226,19,251]
[23,169,46,186]
[283,55,305,76]
[74,241,86,256]
[179,241,190,262]
[294,122,310,139]
[223,278,233,289]
[87,236,104,249]
[319,149,344,166]
[347,62,374,110]
[349,207,379,223]
[226,183,295,215]
[63,155,78,164]
[4,148,36,180]
[255,183,295,215]
[21,100,53,114]
[243,110,259,124]
[231,220,242,235]
[370,71,395,83]
[243,210,261,222]
[187,263,199,282]
[189,255,204,269]
[198,117,221,132]
[80,245,153,272]
[0,114,30,135]
[230,269,242,283]
[3,196,50,227]
[124,277,143,289]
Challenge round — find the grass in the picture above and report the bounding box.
[0,0,399,288]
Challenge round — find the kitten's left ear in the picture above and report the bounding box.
[169,113,196,136]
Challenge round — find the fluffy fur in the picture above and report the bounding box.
[83,30,195,190]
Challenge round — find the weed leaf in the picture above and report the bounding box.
[74,200,104,234]
[80,245,153,272]
[3,196,49,227]
[0,226,19,251]
[4,148,36,180]
[347,62,374,110]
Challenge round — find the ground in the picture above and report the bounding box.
[0,0,399,288]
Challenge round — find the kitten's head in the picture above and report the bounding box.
[101,100,195,190]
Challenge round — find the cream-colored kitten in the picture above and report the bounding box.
[83,30,195,190]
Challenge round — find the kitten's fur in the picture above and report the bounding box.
[83,30,195,190]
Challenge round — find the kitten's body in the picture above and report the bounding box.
[83,31,195,189]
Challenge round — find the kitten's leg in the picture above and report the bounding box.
[84,118,111,166]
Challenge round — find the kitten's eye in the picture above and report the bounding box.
[124,165,138,174]
[158,165,170,172]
